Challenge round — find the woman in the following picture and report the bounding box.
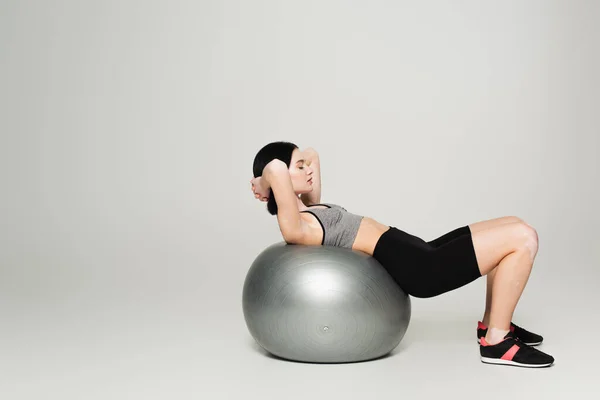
[250,141,554,368]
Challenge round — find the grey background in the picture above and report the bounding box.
[1,0,598,399]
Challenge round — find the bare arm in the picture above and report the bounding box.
[263,160,308,243]
[300,147,322,206]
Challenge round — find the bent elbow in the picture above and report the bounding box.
[282,227,304,244]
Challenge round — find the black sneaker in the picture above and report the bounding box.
[480,331,554,368]
[477,321,543,346]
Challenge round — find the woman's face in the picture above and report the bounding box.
[288,148,314,194]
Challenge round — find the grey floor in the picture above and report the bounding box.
[2,251,598,400]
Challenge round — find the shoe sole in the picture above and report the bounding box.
[481,357,553,368]
[477,338,542,346]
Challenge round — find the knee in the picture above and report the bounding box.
[508,216,537,229]
[516,222,539,260]
[507,216,524,224]
[509,216,536,232]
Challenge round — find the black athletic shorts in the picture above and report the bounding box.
[372,225,482,298]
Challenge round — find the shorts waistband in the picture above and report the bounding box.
[373,226,396,258]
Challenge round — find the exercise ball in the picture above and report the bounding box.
[242,241,411,363]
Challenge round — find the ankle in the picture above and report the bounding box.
[482,316,490,327]
[484,327,510,345]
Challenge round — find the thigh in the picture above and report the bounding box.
[424,232,483,297]
[427,216,523,248]
[468,216,523,234]
[374,227,479,298]
[374,222,533,298]
[427,226,471,248]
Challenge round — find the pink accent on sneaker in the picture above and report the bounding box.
[479,321,517,332]
[501,344,520,361]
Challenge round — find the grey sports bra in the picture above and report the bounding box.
[300,203,364,248]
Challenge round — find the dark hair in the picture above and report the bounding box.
[253,141,298,215]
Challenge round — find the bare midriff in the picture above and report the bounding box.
[352,217,391,256]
